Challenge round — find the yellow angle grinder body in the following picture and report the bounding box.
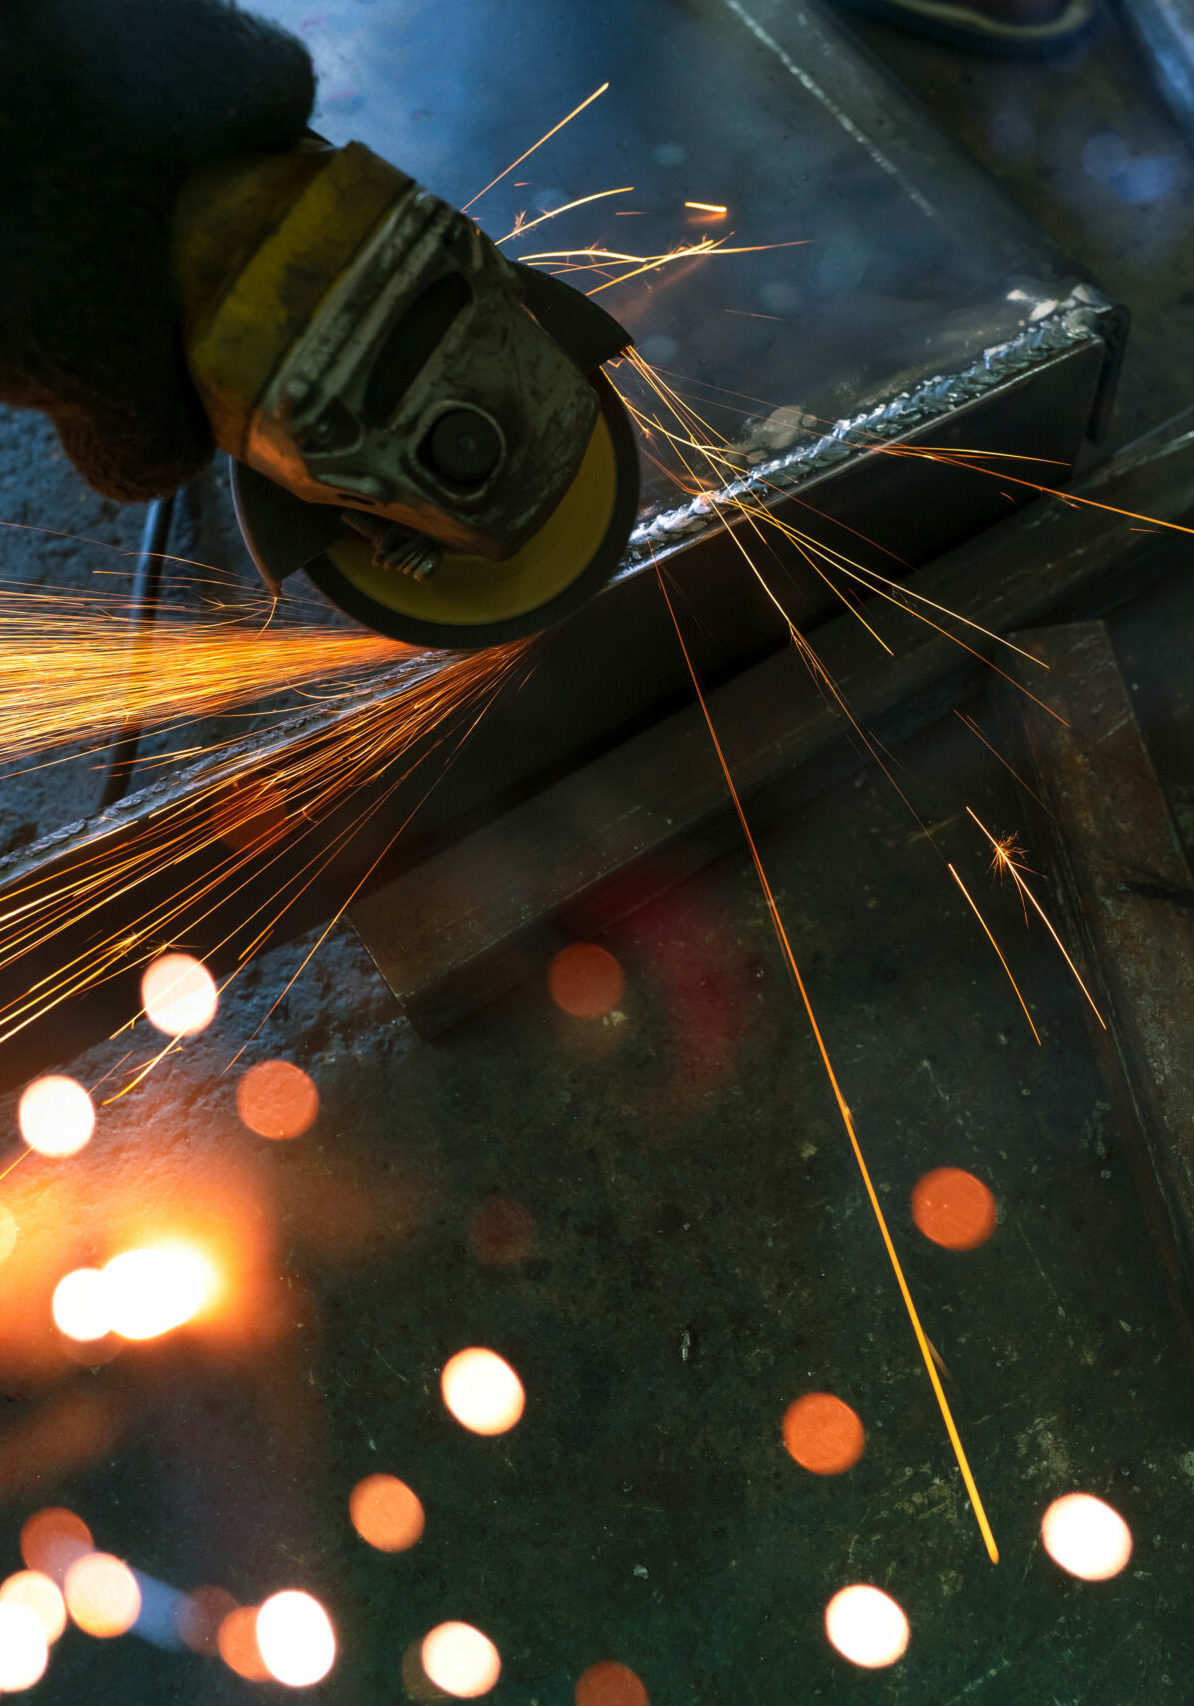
[172,136,640,649]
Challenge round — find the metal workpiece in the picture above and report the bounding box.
[625,286,1117,568]
[252,0,1123,538]
[348,410,1194,1032]
[1000,621,1194,1370]
[4,408,1194,1088]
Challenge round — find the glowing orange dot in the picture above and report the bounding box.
[236,1060,319,1140]
[441,1347,525,1435]
[52,1269,111,1342]
[548,943,625,1018]
[468,1197,536,1265]
[349,1475,425,1552]
[911,1166,998,1250]
[141,952,218,1037]
[0,1572,66,1644]
[0,1602,48,1689]
[18,1075,94,1159]
[218,1604,270,1681]
[576,1659,651,1705]
[20,1510,93,1585]
[421,1621,501,1698]
[63,1553,140,1638]
[257,1591,336,1687]
[103,1244,217,1340]
[177,1585,237,1654]
[1041,1493,1132,1580]
[782,1392,865,1475]
[825,1584,909,1668]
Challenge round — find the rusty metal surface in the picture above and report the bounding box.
[1001,619,1194,1360]
[247,0,1119,565]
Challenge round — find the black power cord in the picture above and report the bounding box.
[96,491,177,810]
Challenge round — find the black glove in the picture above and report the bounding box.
[0,0,316,502]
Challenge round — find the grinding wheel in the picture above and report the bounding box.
[232,373,640,650]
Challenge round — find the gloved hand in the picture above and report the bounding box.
[0,0,316,502]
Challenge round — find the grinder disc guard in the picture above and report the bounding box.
[231,255,641,650]
[233,371,638,649]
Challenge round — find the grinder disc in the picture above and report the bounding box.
[232,373,639,650]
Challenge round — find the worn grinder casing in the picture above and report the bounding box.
[173,138,606,560]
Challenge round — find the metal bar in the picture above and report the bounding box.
[350,413,1194,1032]
[998,620,1194,1361]
[2,411,1194,1087]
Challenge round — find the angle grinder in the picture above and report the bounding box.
[172,136,640,649]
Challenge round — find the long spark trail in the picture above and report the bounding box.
[0,640,532,1066]
[0,584,404,762]
[461,82,611,212]
[656,568,999,1564]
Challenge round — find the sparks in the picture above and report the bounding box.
[657,569,999,1565]
[967,807,1106,1028]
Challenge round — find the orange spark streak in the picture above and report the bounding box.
[460,82,610,213]
[0,588,402,762]
[948,864,1041,1045]
[657,569,999,1565]
[966,808,1106,1028]
[0,641,532,1088]
[496,186,634,245]
[684,200,728,214]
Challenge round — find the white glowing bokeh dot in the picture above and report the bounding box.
[0,1601,49,1689]
[824,1584,910,1668]
[1041,1493,1133,1581]
[103,1245,216,1340]
[256,1591,336,1688]
[63,1554,140,1638]
[0,1573,66,1645]
[18,1076,95,1159]
[52,1269,111,1342]
[440,1348,525,1435]
[421,1622,502,1698]
[141,953,218,1036]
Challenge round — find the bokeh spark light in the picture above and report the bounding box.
[441,1347,525,1435]
[20,1509,93,1585]
[236,1060,319,1139]
[52,1268,111,1343]
[218,1604,271,1680]
[575,1658,651,1705]
[177,1585,238,1654]
[911,1167,998,1250]
[782,1392,866,1474]
[1041,1492,1133,1580]
[141,952,219,1037]
[0,1572,67,1644]
[102,1243,217,1340]
[17,1074,95,1158]
[824,1584,910,1668]
[548,943,625,1018]
[349,1475,425,1552]
[421,1621,502,1698]
[63,1553,141,1638]
[0,1602,49,1690]
[256,1591,336,1687]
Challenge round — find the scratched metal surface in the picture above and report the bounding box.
[250,0,1112,522]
